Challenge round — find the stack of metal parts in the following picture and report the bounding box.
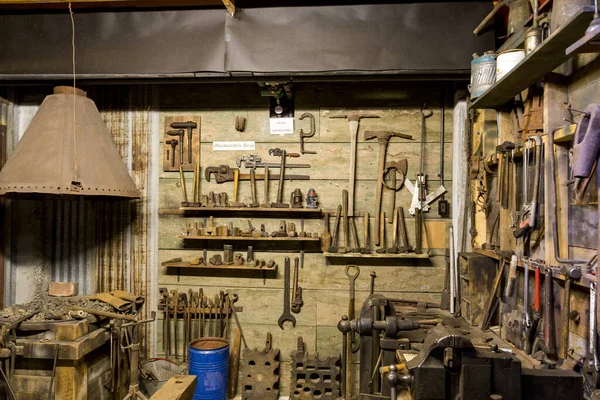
[241,333,280,400]
[158,288,242,362]
[181,218,320,239]
[290,336,341,399]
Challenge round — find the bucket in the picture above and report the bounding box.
[496,49,525,81]
[189,337,229,400]
[469,52,496,98]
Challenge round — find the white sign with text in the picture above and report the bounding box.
[269,118,294,135]
[212,141,256,151]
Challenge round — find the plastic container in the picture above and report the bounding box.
[496,49,525,80]
[188,337,229,400]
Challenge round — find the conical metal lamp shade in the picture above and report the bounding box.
[0,87,140,198]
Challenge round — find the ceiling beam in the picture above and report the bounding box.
[0,0,224,9]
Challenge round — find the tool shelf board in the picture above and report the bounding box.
[324,252,429,259]
[176,235,320,241]
[474,248,592,289]
[470,7,595,110]
[324,252,431,266]
[162,261,277,271]
[160,207,323,218]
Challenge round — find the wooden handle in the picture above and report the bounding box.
[364,212,370,248]
[179,166,188,203]
[379,211,385,247]
[233,169,239,202]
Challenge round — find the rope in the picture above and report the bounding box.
[68,3,78,181]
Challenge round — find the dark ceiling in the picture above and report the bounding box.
[0,0,487,11]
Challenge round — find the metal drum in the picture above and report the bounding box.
[189,337,229,400]
[469,52,496,99]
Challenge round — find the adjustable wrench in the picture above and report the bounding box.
[291,257,303,314]
[278,257,296,329]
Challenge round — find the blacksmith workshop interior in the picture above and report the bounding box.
[0,0,599,399]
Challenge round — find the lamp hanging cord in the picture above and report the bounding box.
[68,2,79,181]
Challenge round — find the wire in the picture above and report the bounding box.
[68,2,79,180]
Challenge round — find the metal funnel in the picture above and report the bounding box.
[0,86,140,198]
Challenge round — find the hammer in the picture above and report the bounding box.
[166,139,178,168]
[330,112,379,216]
[364,130,413,246]
[167,129,185,164]
[170,121,198,163]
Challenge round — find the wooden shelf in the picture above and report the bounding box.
[324,252,430,259]
[470,7,595,110]
[160,207,323,218]
[163,261,277,272]
[177,235,319,242]
[553,123,577,144]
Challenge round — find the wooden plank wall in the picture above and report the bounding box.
[157,81,454,394]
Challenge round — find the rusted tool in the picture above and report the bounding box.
[171,289,179,360]
[351,217,361,253]
[236,154,310,169]
[261,167,270,207]
[167,129,185,164]
[321,213,332,252]
[269,148,302,208]
[242,332,280,400]
[397,207,412,253]
[364,130,413,245]
[270,220,288,237]
[170,121,197,163]
[249,169,259,207]
[370,271,376,294]
[278,257,296,329]
[230,169,244,207]
[205,164,309,183]
[328,205,342,253]
[362,212,372,254]
[376,211,386,254]
[339,190,350,253]
[182,292,189,362]
[298,113,317,155]
[479,256,509,330]
[291,257,303,314]
[193,161,200,204]
[179,166,188,204]
[387,208,399,254]
[383,160,407,223]
[345,265,360,392]
[514,136,541,239]
[166,139,178,168]
[331,112,380,217]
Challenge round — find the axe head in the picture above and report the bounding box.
[364,130,412,142]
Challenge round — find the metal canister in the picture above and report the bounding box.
[189,337,229,400]
[469,52,496,99]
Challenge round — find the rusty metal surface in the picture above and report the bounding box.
[241,333,280,400]
[0,88,140,198]
[290,336,341,400]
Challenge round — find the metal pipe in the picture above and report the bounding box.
[48,345,59,400]
[449,225,455,314]
[524,258,531,327]
[548,129,587,264]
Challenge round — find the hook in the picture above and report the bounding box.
[420,103,433,118]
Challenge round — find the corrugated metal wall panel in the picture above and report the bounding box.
[2,86,156,357]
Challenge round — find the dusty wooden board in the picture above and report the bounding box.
[159,177,453,217]
[159,213,450,251]
[160,141,454,181]
[177,235,319,242]
[150,375,197,400]
[158,249,446,290]
[159,107,452,145]
[163,116,201,172]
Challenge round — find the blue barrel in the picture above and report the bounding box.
[189,337,229,400]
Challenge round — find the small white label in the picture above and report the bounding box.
[269,118,294,135]
[212,141,256,151]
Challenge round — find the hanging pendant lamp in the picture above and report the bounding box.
[0,86,140,198]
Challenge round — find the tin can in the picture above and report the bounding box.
[469,52,496,99]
